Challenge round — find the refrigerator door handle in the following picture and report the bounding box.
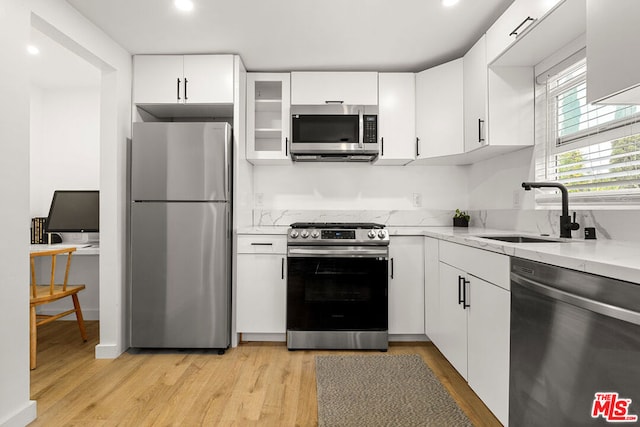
[224,127,230,199]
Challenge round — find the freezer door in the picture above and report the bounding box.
[131,122,230,201]
[130,202,230,348]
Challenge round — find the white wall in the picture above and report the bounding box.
[30,86,100,217]
[0,5,131,424]
[30,0,133,362]
[0,1,38,425]
[253,164,469,211]
[468,147,534,210]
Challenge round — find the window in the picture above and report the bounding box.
[535,57,640,205]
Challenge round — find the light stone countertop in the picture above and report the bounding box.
[238,225,640,284]
[237,227,289,235]
[414,226,640,285]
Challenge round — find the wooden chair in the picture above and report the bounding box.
[30,247,87,370]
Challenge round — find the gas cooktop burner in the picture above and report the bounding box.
[290,222,385,229]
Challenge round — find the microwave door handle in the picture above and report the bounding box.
[358,110,364,148]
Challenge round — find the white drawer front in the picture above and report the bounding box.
[439,240,510,290]
[237,235,287,254]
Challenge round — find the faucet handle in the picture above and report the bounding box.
[570,212,580,231]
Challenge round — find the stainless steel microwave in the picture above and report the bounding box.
[289,105,378,162]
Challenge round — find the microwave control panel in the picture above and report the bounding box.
[363,115,377,144]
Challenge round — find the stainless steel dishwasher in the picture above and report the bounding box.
[510,258,640,426]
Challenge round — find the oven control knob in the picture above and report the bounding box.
[290,230,299,238]
[368,230,377,239]
[311,231,320,239]
[378,230,387,239]
[300,230,309,238]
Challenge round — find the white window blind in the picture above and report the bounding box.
[535,57,640,204]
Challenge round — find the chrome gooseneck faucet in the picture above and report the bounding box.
[522,182,580,238]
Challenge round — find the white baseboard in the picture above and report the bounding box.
[95,343,123,359]
[239,333,286,343]
[238,333,430,344]
[388,334,429,342]
[0,400,36,427]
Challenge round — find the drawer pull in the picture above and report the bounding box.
[250,242,273,246]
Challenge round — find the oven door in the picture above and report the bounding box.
[286,246,388,331]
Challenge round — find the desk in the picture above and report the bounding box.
[30,244,100,320]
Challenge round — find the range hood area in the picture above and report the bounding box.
[291,153,378,162]
[289,104,379,163]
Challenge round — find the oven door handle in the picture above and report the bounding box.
[287,246,389,258]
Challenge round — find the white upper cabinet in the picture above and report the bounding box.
[246,73,291,164]
[181,55,234,104]
[463,35,534,157]
[133,55,184,104]
[290,72,378,105]
[133,54,234,105]
[376,73,416,165]
[463,36,488,153]
[415,58,464,159]
[587,0,640,104]
[489,0,586,68]
[486,0,561,64]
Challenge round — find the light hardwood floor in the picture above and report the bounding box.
[30,321,501,426]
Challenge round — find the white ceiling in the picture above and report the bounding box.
[64,0,514,72]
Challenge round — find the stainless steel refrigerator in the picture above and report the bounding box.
[130,122,231,350]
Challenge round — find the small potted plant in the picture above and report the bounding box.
[453,209,470,227]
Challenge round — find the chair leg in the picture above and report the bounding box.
[30,305,37,370]
[71,294,88,342]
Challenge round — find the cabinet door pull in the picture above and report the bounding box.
[285,137,289,156]
[381,137,384,156]
[416,137,420,157]
[184,78,188,100]
[177,78,181,100]
[509,16,535,37]
[281,257,285,279]
[325,100,344,104]
[390,258,394,279]
[478,119,485,143]
[462,277,470,309]
[458,275,464,305]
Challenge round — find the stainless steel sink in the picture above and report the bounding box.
[476,235,564,243]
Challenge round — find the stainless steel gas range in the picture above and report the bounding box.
[286,222,389,350]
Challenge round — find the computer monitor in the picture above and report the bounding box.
[46,190,99,233]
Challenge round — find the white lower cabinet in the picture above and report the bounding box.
[467,275,510,426]
[424,237,440,342]
[438,262,470,377]
[236,235,287,334]
[436,240,510,426]
[388,236,425,335]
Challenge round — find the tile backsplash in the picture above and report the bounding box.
[471,209,640,242]
[253,208,640,242]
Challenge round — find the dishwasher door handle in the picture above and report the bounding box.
[511,272,640,326]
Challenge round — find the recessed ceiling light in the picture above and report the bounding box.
[27,45,40,55]
[442,0,459,6]
[174,0,194,12]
